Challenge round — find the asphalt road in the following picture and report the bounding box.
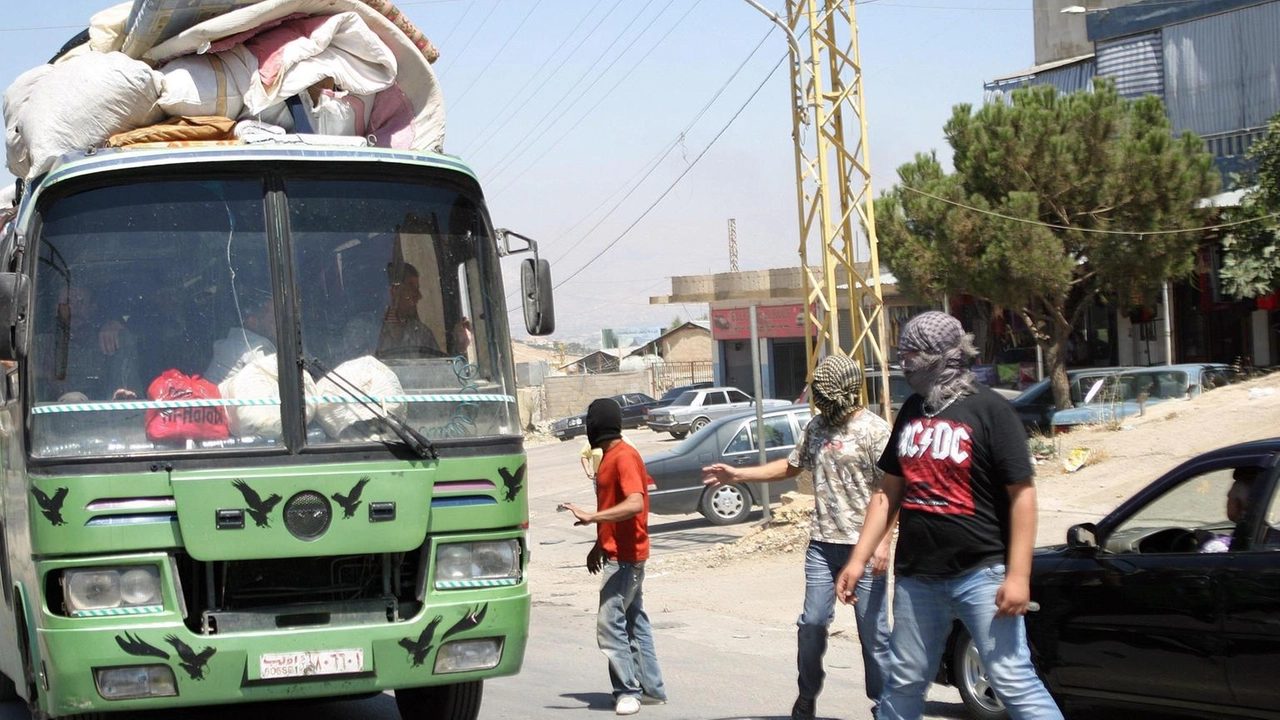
[0,428,1149,720]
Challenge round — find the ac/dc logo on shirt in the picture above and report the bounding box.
[897,418,975,515]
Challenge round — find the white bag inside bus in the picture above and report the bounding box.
[314,355,405,440]
[220,351,317,437]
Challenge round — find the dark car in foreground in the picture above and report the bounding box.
[644,404,812,525]
[942,437,1280,720]
[550,392,658,441]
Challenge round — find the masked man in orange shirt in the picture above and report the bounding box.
[562,398,667,716]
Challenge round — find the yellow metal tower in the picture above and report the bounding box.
[783,0,890,417]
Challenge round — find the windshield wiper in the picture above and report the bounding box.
[301,356,438,460]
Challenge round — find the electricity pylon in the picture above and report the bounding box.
[784,0,890,418]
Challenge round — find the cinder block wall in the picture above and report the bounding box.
[544,372,651,420]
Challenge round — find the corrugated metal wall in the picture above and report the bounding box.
[983,61,1095,104]
[1096,32,1164,99]
[1163,2,1280,136]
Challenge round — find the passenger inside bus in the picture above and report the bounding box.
[204,286,277,385]
[375,261,472,360]
[34,284,141,402]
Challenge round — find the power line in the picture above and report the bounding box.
[536,25,775,267]
[480,0,659,178]
[447,0,545,112]
[456,0,617,159]
[487,0,704,193]
[900,184,1280,235]
[552,53,787,290]
[433,0,501,78]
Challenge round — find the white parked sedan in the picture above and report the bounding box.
[645,386,791,439]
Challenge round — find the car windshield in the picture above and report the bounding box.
[28,172,518,460]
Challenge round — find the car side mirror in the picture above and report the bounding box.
[0,272,30,360]
[1067,522,1098,549]
[521,257,555,336]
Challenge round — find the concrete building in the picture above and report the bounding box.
[650,267,927,400]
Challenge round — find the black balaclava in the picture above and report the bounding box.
[810,354,863,422]
[898,310,979,414]
[585,398,623,449]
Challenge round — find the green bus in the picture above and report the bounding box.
[0,144,554,719]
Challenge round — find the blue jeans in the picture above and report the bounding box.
[597,559,666,702]
[880,563,1063,720]
[798,541,890,706]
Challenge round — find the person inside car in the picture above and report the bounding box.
[1199,466,1280,552]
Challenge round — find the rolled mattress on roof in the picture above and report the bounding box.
[121,0,265,59]
[146,0,445,152]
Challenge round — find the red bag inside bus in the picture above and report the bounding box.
[145,369,230,442]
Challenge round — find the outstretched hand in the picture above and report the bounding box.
[701,463,736,487]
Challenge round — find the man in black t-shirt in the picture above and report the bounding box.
[835,311,1062,720]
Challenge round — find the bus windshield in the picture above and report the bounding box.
[29,172,518,460]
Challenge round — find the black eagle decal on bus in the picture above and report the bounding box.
[398,615,443,667]
[165,635,216,680]
[31,486,69,526]
[116,632,170,660]
[498,465,525,503]
[442,603,489,641]
[332,477,370,519]
[231,479,282,528]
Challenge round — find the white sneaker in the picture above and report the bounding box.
[641,695,667,705]
[616,695,641,715]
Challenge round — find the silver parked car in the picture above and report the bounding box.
[645,386,791,439]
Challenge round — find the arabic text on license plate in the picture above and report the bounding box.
[259,649,365,679]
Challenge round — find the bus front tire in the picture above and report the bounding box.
[395,680,483,720]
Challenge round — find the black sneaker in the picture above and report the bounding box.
[791,695,816,720]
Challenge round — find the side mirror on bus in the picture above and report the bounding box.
[520,257,555,336]
[0,272,29,360]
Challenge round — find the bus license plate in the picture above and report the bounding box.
[259,649,365,679]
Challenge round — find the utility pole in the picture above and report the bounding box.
[784,0,890,419]
[741,0,890,418]
[728,218,739,272]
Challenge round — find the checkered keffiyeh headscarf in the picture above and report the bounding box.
[898,311,978,412]
[810,354,863,421]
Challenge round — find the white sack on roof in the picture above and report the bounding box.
[313,355,405,441]
[148,0,445,152]
[3,52,164,182]
[157,44,256,119]
[3,64,53,180]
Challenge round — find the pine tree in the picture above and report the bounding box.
[877,79,1218,411]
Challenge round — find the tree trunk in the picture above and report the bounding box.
[1047,317,1074,414]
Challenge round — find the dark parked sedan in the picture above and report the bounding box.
[550,393,658,441]
[644,404,812,525]
[942,437,1280,720]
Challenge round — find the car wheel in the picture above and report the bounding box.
[953,627,1009,720]
[395,680,483,720]
[670,431,687,439]
[689,417,710,434]
[699,483,752,525]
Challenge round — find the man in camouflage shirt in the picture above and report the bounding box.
[703,354,893,720]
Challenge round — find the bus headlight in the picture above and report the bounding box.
[433,540,521,589]
[64,566,162,615]
[95,665,177,699]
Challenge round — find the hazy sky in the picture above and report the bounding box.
[0,0,1031,345]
